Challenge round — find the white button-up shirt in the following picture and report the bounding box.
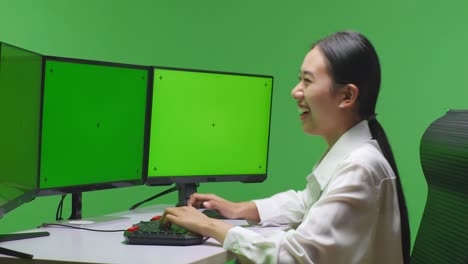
[223,120,403,263]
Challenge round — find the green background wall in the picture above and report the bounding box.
[1,0,467,249]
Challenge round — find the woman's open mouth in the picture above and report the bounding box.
[298,105,310,120]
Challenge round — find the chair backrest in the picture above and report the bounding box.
[411,110,468,263]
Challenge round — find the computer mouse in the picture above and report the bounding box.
[201,209,225,219]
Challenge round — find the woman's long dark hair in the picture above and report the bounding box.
[313,31,411,264]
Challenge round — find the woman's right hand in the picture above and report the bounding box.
[188,193,260,221]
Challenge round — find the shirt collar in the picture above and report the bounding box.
[307,120,373,190]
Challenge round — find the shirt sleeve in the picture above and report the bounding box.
[223,161,379,264]
[253,188,308,226]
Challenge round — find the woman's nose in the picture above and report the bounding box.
[291,84,304,100]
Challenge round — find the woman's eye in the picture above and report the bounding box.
[298,77,311,82]
[298,75,312,84]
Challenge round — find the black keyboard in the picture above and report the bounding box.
[124,219,204,246]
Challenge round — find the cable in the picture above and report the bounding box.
[56,194,67,221]
[129,186,178,210]
[38,223,126,232]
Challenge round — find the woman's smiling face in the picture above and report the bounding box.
[291,47,343,137]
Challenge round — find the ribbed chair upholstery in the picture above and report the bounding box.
[411,110,468,263]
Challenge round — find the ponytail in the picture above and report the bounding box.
[314,31,411,263]
[368,118,411,264]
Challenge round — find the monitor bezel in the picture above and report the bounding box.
[143,66,274,187]
[37,56,153,196]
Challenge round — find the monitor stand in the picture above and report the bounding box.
[62,192,127,225]
[69,192,83,220]
[0,231,50,258]
[176,183,199,207]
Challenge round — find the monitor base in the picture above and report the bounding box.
[0,231,50,259]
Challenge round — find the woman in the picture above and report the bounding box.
[162,31,411,264]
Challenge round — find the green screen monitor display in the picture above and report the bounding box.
[38,57,150,196]
[0,42,42,218]
[145,67,273,204]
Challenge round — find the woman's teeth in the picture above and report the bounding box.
[298,106,310,115]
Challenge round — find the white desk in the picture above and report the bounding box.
[0,204,246,264]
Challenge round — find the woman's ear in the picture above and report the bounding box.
[338,84,359,109]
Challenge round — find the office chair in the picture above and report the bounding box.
[411,110,468,264]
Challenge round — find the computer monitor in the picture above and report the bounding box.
[0,42,42,218]
[145,67,273,205]
[38,57,151,218]
[0,42,49,259]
